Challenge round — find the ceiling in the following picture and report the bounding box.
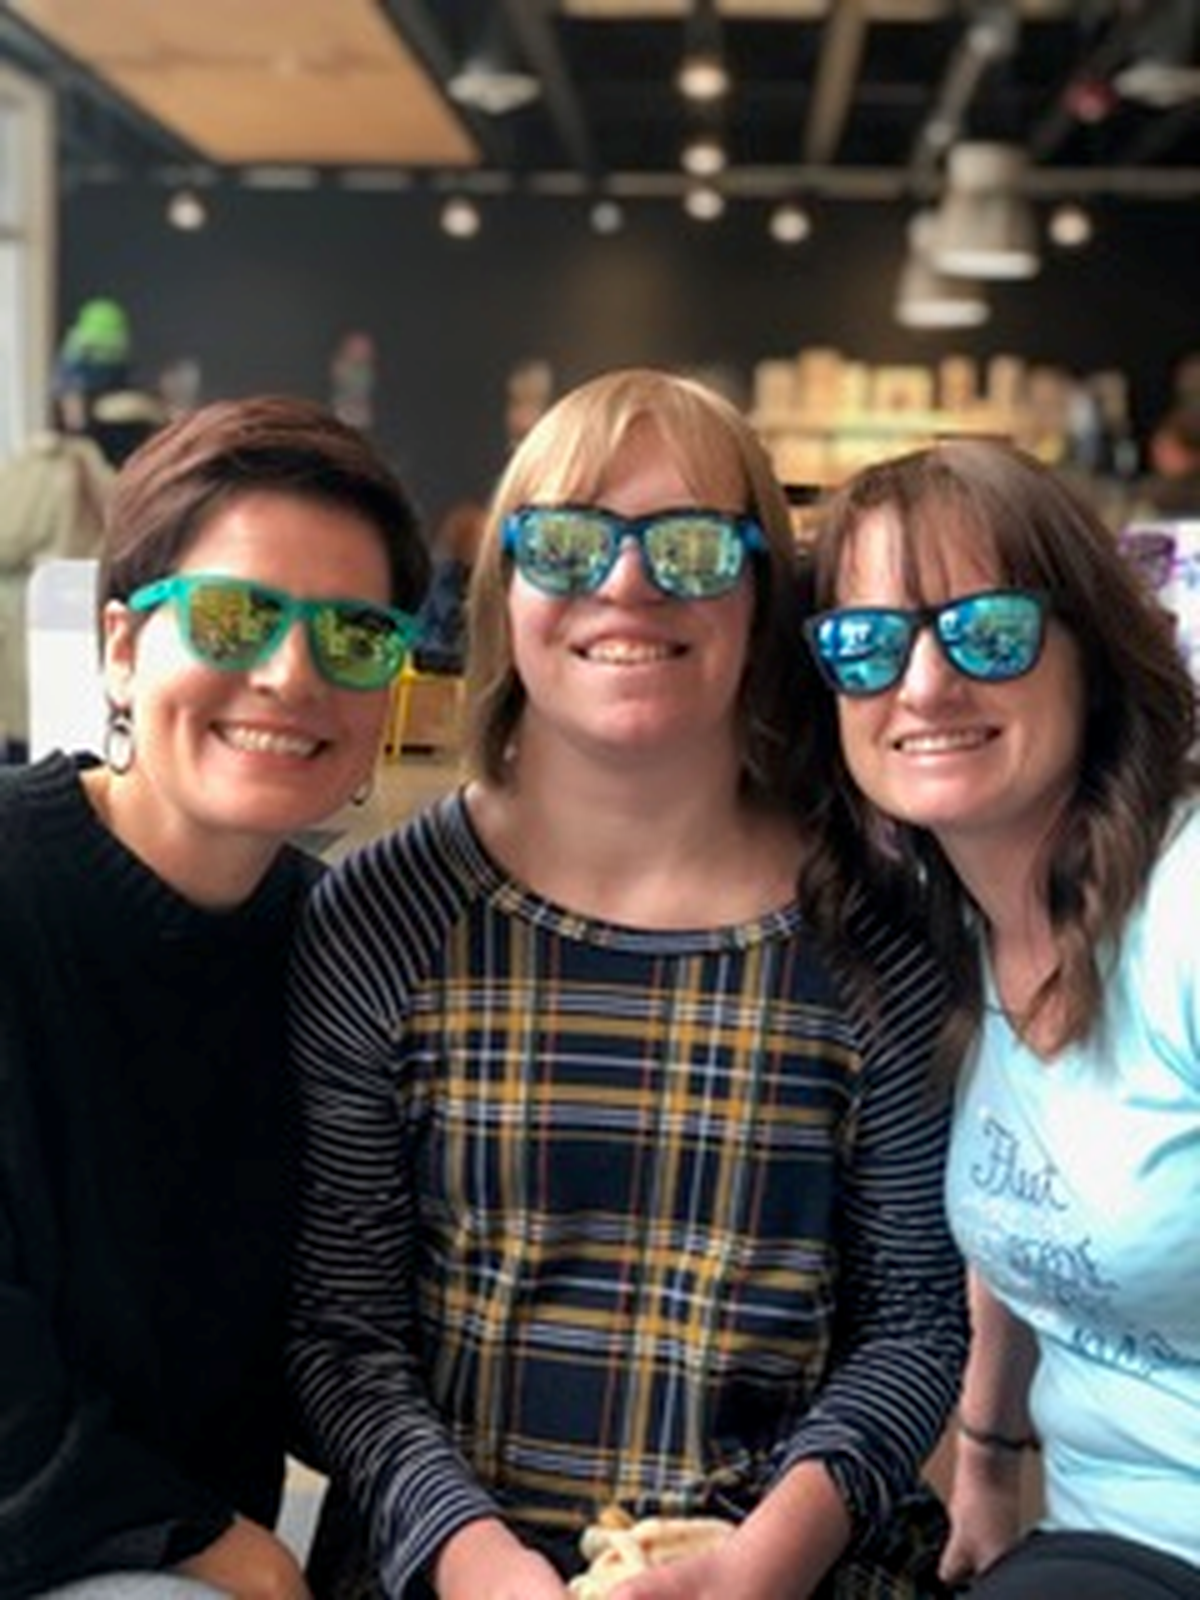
[3,0,1200,204]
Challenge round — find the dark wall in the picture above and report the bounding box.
[59,180,1200,529]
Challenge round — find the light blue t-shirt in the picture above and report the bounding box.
[946,805,1200,1570]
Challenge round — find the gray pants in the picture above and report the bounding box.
[36,1578,227,1600]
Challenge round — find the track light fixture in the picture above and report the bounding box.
[681,133,726,177]
[677,0,730,103]
[440,195,482,239]
[769,202,812,245]
[166,187,208,231]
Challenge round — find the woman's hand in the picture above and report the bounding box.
[432,1516,569,1600]
[604,1544,736,1600]
[175,1514,311,1600]
[592,1463,850,1600]
[937,1437,1025,1587]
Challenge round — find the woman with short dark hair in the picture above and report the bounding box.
[0,395,429,1599]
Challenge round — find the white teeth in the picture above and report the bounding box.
[896,729,992,754]
[583,640,676,664]
[220,726,320,757]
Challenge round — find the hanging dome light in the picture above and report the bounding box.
[895,211,990,329]
[446,12,540,115]
[929,143,1040,280]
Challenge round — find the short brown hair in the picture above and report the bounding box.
[98,394,430,622]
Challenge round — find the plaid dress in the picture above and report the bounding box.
[288,792,965,1598]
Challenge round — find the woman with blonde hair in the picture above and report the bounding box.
[289,369,966,1600]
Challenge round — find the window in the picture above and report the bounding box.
[0,63,54,458]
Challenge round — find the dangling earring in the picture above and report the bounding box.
[105,705,136,775]
[351,773,374,808]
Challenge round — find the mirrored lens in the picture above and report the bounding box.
[939,592,1043,680]
[311,603,408,689]
[186,580,286,669]
[517,509,614,594]
[810,609,916,695]
[643,514,746,596]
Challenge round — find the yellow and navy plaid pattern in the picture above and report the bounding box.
[289,794,966,1597]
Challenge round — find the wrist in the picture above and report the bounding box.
[957,1417,1039,1454]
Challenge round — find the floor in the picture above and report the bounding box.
[311,746,463,863]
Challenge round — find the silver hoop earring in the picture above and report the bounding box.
[351,774,374,808]
[105,706,135,775]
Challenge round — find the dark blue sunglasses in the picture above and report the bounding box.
[805,589,1048,697]
[502,504,767,599]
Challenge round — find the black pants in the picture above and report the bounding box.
[969,1532,1200,1600]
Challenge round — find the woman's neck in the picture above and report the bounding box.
[82,766,279,910]
[467,740,802,929]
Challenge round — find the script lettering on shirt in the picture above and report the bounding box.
[1006,1230,1115,1319]
[1070,1322,1193,1379]
[969,1117,1191,1383]
[970,1115,1068,1212]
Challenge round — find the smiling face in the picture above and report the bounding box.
[101,489,394,881]
[832,504,1087,875]
[507,420,755,774]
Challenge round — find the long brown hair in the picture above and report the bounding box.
[799,438,1199,1076]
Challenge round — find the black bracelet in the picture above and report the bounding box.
[957,1418,1040,1453]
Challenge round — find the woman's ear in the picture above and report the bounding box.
[100,598,137,709]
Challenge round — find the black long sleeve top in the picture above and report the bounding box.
[0,753,316,1596]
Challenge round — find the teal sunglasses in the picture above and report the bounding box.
[502,505,767,599]
[805,589,1048,697]
[128,573,418,691]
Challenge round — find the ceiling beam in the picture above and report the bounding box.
[803,0,870,165]
[498,0,600,178]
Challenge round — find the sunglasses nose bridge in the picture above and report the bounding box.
[897,612,958,692]
[246,599,323,689]
[597,528,660,595]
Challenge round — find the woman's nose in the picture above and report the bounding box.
[897,625,960,701]
[597,535,661,600]
[247,620,323,696]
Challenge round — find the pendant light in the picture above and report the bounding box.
[929,142,1040,280]
[895,211,990,329]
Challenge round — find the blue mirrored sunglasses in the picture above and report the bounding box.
[128,573,418,691]
[805,589,1048,697]
[501,504,767,599]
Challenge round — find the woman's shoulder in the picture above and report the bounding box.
[0,753,89,866]
[303,790,483,937]
[1142,800,1200,914]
